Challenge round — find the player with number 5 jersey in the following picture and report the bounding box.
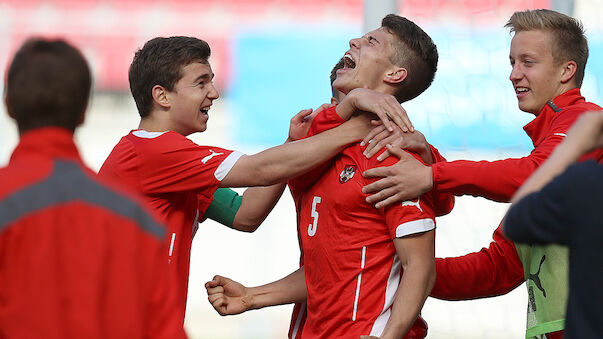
[205,15,443,339]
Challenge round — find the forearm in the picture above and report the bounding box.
[232,184,286,232]
[431,227,524,300]
[380,261,435,339]
[223,119,367,187]
[248,267,307,310]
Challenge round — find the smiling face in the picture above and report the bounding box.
[333,27,399,95]
[509,30,572,115]
[166,62,219,135]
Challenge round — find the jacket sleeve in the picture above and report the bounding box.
[429,144,455,217]
[430,225,525,300]
[431,109,588,202]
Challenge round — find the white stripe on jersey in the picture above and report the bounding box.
[290,302,306,339]
[369,254,402,336]
[396,218,435,238]
[214,151,244,181]
[168,233,176,257]
[352,246,367,321]
[553,133,567,137]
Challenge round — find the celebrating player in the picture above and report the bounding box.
[361,9,603,338]
[97,36,411,323]
[0,38,186,338]
[206,14,446,338]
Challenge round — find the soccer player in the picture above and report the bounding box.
[98,36,409,323]
[0,38,186,338]
[286,56,449,339]
[206,14,442,338]
[361,9,603,338]
[504,111,603,339]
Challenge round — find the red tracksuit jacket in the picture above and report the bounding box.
[0,128,186,338]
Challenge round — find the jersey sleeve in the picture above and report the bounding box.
[431,225,525,300]
[306,106,346,137]
[431,108,594,202]
[377,151,436,238]
[288,106,345,191]
[504,161,599,246]
[138,134,243,195]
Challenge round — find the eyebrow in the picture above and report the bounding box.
[512,52,538,60]
[193,73,214,83]
[365,35,380,44]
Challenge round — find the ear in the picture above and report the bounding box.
[384,67,407,85]
[152,85,171,109]
[560,60,577,84]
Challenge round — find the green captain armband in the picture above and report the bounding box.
[203,188,243,228]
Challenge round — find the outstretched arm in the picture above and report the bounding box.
[362,109,603,207]
[221,114,372,188]
[205,267,307,316]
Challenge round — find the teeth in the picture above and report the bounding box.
[516,87,529,93]
[344,54,356,69]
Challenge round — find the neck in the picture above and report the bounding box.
[138,111,171,132]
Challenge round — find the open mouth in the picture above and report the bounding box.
[515,87,529,95]
[200,108,209,116]
[343,53,356,69]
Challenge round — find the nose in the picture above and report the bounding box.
[208,82,219,100]
[349,37,361,49]
[509,64,522,83]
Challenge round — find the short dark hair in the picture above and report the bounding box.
[129,36,211,118]
[5,38,91,133]
[505,9,588,88]
[330,57,345,97]
[381,14,438,103]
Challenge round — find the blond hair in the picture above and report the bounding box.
[505,9,588,88]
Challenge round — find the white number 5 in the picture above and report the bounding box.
[308,196,321,236]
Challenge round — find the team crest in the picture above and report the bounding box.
[339,165,357,184]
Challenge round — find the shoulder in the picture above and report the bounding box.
[89,170,166,240]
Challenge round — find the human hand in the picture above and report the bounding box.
[344,88,414,133]
[288,104,332,141]
[362,145,433,208]
[205,275,253,316]
[361,122,432,163]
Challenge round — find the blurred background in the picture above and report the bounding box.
[1,0,602,338]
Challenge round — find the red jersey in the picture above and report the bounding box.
[98,130,242,313]
[291,141,435,338]
[288,107,441,339]
[0,128,185,338]
[432,88,603,300]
